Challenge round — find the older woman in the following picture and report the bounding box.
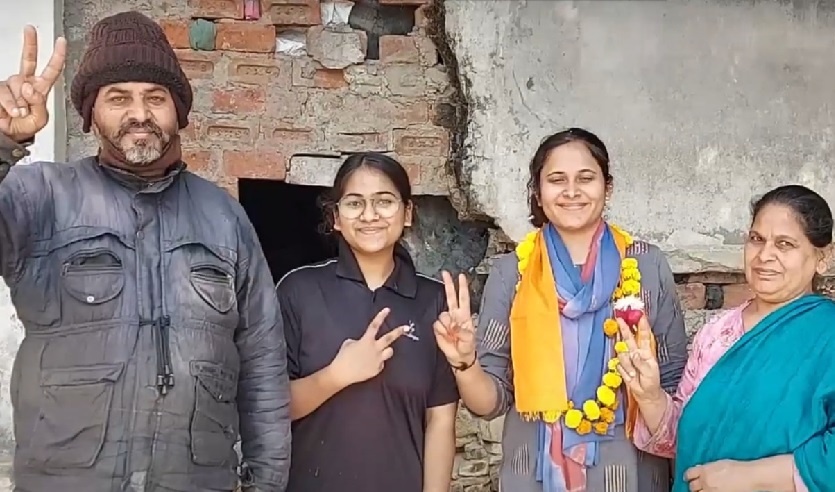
[623,184,835,492]
[433,128,688,492]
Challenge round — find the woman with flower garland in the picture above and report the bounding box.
[626,185,835,492]
[433,128,688,492]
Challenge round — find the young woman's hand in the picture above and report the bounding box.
[433,271,477,369]
[329,308,405,386]
[615,316,664,404]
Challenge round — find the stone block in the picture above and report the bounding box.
[223,150,287,180]
[383,64,427,97]
[307,25,367,69]
[175,50,219,79]
[189,0,245,19]
[228,55,286,84]
[203,118,258,145]
[182,148,214,174]
[212,86,267,113]
[379,35,421,64]
[392,127,450,156]
[287,155,343,186]
[263,0,322,26]
[160,19,190,49]
[216,22,276,52]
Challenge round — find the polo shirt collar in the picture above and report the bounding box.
[335,236,418,298]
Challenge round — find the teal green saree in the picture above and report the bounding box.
[675,294,835,492]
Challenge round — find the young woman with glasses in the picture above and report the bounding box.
[276,152,459,492]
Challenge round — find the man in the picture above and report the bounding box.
[0,11,290,492]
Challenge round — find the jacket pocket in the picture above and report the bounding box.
[190,264,235,314]
[61,248,126,324]
[27,362,124,469]
[189,360,239,467]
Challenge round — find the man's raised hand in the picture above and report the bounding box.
[0,25,67,142]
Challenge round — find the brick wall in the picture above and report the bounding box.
[154,0,451,198]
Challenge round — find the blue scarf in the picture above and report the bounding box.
[675,294,835,492]
[535,223,625,491]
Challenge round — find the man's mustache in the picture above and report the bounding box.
[115,120,164,139]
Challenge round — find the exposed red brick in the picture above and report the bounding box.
[676,282,707,310]
[379,35,420,64]
[313,69,347,88]
[216,22,276,52]
[223,150,287,180]
[181,117,202,144]
[414,5,430,30]
[182,148,213,174]
[160,19,190,49]
[203,118,258,144]
[332,132,389,152]
[398,101,430,124]
[189,0,245,19]
[379,0,430,4]
[175,50,219,79]
[212,86,267,113]
[228,55,283,84]
[392,127,450,156]
[262,0,321,26]
[723,283,753,308]
[402,161,421,185]
[269,127,314,146]
[398,155,447,191]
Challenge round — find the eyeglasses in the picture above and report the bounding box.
[337,195,402,220]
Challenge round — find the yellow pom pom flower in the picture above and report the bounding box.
[582,400,601,421]
[614,341,629,354]
[603,319,619,337]
[597,386,616,407]
[542,410,560,423]
[621,258,638,269]
[621,279,640,296]
[602,372,623,389]
[576,420,593,435]
[608,358,620,371]
[564,409,584,429]
[593,422,610,435]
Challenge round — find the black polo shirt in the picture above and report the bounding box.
[276,238,459,492]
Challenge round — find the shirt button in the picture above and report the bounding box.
[136,231,144,239]
[11,149,24,158]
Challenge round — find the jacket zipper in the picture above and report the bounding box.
[153,315,175,395]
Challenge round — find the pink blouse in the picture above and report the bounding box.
[633,303,808,491]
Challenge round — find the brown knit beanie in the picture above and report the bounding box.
[70,11,193,133]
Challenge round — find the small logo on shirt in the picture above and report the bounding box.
[403,320,419,341]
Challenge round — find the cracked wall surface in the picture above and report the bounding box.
[445,0,835,273]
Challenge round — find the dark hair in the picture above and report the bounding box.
[750,185,833,248]
[527,127,612,227]
[319,152,414,232]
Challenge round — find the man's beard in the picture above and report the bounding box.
[106,120,171,166]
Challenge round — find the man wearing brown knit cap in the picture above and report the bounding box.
[0,11,290,492]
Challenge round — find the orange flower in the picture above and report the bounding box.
[603,319,619,337]
[600,407,615,424]
[576,419,593,435]
[593,422,609,435]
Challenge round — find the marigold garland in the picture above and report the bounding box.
[514,225,641,435]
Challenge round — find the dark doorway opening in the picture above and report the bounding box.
[238,179,338,285]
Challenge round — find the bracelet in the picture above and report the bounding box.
[453,352,477,372]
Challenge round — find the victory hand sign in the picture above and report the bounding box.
[0,26,67,142]
[615,316,663,403]
[433,271,477,370]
